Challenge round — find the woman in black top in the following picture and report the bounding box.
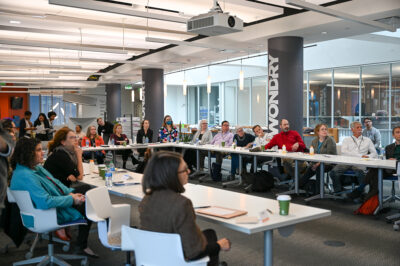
[136,120,153,157]
[43,127,97,258]
[109,123,139,169]
[33,113,50,141]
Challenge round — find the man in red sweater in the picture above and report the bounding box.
[265,119,307,178]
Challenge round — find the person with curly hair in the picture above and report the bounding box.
[10,138,98,258]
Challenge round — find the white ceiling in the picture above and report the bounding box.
[0,0,399,90]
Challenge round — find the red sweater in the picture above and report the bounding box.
[265,130,305,152]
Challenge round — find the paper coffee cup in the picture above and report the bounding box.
[221,141,226,147]
[277,195,291,216]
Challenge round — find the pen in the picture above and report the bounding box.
[267,209,273,215]
[194,206,211,209]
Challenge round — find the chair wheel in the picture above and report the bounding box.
[394,224,399,231]
[62,244,70,252]
[25,251,33,259]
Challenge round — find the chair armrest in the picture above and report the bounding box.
[86,213,106,223]
[109,204,131,235]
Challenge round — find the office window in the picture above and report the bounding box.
[333,67,360,128]
[209,84,220,126]
[224,80,237,125]
[309,70,332,128]
[251,76,267,126]
[187,86,198,125]
[392,62,400,130]
[361,64,390,145]
[199,85,208,122]
[237,78,251,125]
[29,95,40,123]
[165,85,186,124]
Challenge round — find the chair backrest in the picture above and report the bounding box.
[121,225,200,266]
[85,186,117,249]
[8,189,59,233]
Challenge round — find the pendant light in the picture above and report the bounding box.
[239,58,244,91]
[131,90,135,102]
[207,65,211,94]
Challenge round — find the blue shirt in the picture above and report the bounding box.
[10,164,83,226]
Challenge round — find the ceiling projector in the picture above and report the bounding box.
[187,2,243,36]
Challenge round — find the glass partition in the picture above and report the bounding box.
[251,76,267,126]
[237,78,251,125]
[224,80,237,125]
[308,69,332,128]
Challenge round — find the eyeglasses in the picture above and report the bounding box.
[178,166,189,174]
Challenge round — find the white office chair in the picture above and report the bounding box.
[121,225,209,266]
[85,186,132,265]
[7,189,88,266]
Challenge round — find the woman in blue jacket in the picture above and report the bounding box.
[10,138,98,258]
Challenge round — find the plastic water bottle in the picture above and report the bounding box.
[232,139,237,149]
[105,170,113,189]
[89,159,95,174]
[145,137,149,144]
[282,145,287,154]
[380,148,386,160]
[309,146,314,155]
[109,161,115,172]
[167,135,170,143]
[85,139,89,148]
[195,138,199,146]
[110,138,115,146]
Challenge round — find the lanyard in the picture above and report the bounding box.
[45,176,64,195]
[351,136,363,151]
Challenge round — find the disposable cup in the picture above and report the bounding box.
[277,195,291,216]
[221,141,226,147]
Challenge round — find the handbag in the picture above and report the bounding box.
[354,195,379,215]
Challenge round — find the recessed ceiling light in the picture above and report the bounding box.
[321,31,327,34]
[9,20,21,24]
[32,15,47,18]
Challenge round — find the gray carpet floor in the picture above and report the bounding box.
[1,158,400,266]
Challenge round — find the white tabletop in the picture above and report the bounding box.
[82,164,331,235]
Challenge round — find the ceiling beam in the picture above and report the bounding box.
[286,0,396,32]
[48,0,187,24]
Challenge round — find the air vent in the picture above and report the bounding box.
[188,17,214,30]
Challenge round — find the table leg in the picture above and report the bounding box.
[264,230,273,266]
[375,168,383,214]
[112,150,116,165]
[305,162,342,202]
[253,155,257,173]
[91,151,94,160]
[196,149,200,172]
[277,160,306,196]
[208,151,212,175]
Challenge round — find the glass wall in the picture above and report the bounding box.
[29,94,77,126]
[251,77,267,125]
[187,85,198,124]
[392,62,400,132]
[237,78,250,125]
[209,84,220,125]
[224,80,237,125]
[308,69,332,128]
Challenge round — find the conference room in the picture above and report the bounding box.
[1,0,400,266]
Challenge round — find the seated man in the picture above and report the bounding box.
[363,126,400,202]
[329,121,377,197]
[362,117,381,153]
[231,126,255,177]
[210,121,234,181]
[264,119,307,178]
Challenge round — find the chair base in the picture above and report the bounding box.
[13,243,87,266]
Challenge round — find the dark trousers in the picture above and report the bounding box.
[71,184,93,250]
[83,151,104,164]
[116,149,132,162]
[364,168,394,201]
[299,164,333,193]
[191,229,220,266]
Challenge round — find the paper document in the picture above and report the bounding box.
[204,207,237,216]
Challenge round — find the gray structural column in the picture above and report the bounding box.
[267,36,304,135]
[105,83,121,122]
[141,68,164,130]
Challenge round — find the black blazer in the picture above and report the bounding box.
[18,119,31,138]
[137,128,153,143]
[44,149,80,187]
[385,143,398,159]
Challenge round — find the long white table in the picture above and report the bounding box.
[81,165,331,266]
[82,142,397,212]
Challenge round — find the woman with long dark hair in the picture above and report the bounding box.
[10,138,98,257]
[136,119,153,157]
[139,151,231,266]
[33,113,50,141]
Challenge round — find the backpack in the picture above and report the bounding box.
[354,195,379,215]
[250,170,275,192]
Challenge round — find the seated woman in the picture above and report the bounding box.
[10,138,98,258]
[136,119,153,157]
[109,123,138,169]
[183,119,212,173]
[139,151,230,266]
[33,113,50,141]
[75,125,86,146]
[158,115,178,143]
[298,123,337,194]
[81,125,105,164]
